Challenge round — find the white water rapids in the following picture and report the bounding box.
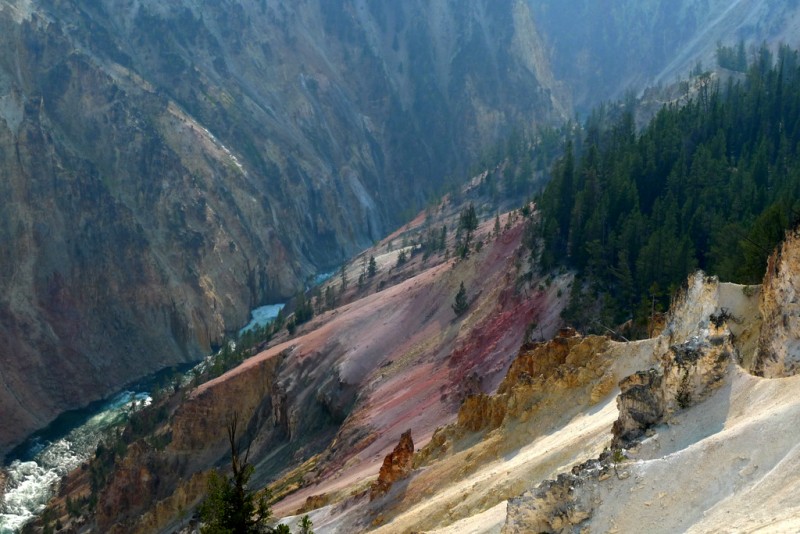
[0,391,151,533]
[0,300,290,532]
[238,303,285,335]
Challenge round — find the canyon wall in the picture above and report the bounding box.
[0,0,567,455]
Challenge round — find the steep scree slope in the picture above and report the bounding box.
[290,237,800,532]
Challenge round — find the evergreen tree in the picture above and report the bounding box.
[293,291,314,325]
[396,249,408,267]
[459,203,479,234]
[299,515,314,534]
[535,45,800,333]
[368,255,377,277]
[452,282,469,316]
[324,285,336,310]
[339,265,348,294]
[456,203,479,259]
[199,414,271,533]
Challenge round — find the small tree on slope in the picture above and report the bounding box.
[452,282,469,317]
[199,413,271,533]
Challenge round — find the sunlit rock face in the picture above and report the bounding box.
[370,430,414,501]
[754,229,800,377]
[0,0,567,455]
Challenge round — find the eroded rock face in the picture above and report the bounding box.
[612,325,733,448]
[419,331,612,466]
[754,229,800,377]
[505,272,740,533]
[370,430,414,501]
[170,351,285,463]
[0,0,568,455]
[611,368,665,446]
[504,463,599,534]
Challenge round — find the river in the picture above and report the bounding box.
[0,390,152,533]
[238,303,285,335]
[0,302,288,532]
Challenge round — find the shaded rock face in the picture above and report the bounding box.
[754,229,800,378]
[504,460,600,534]
[370,430,414,501]
[611,369,665,446]
[97,451,210,534]
[613,313,733,447]
[94,351,288,532]
[0,0,568,455]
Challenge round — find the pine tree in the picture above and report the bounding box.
[324,285,336,310]
[199,414,272,533]
[339,265,348,294]
[459,203,479,234]
[368,255,377,277]
[299,515,314,534]
[452,282,469,316]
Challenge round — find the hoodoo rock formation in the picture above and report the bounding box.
[369,430,414,501]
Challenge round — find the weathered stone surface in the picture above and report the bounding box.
[753,228,800,377]
[611,273,735,447]
[503,460,602,534]
[505,272,741,533]
[457,393,508,433]
[418,331,611,467]
[370,430,414,501]
[612,368,665,446]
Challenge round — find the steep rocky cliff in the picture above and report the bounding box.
[0,0,568,455]
[753,228,800,377]
[4,0,800,459]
